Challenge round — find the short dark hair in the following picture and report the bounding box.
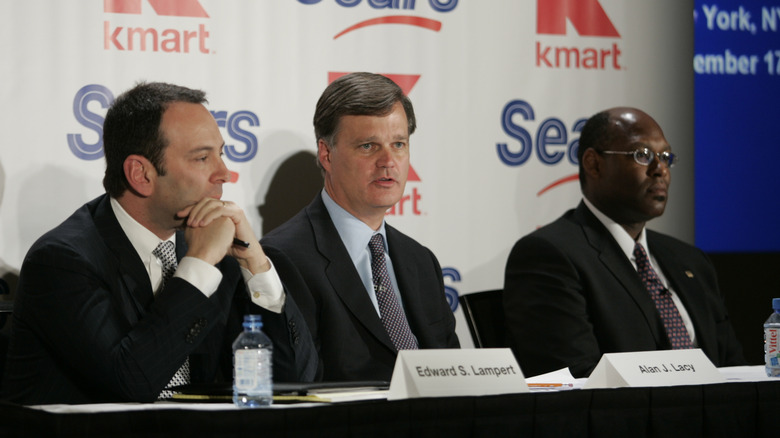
[102,82,207,198]
[313,72,416,152]
[577,110,621,187]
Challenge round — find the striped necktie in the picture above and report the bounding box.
[153,240,191,398]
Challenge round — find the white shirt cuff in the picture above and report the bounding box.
[174,256,222,297]
[241,258,286,314]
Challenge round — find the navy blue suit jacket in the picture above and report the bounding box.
[261,194,459,381]
[1,194,316,404]
[503,202,746,378]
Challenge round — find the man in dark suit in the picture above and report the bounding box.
[503,107,745,378]
[1,82,316,405]
[261,72,459,382]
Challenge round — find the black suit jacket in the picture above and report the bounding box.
[503,202,745,378]
[1,194,316,405]
[261,194,459,381]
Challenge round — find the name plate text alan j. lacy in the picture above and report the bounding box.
[583,348,725,389]
[387,348,529,400]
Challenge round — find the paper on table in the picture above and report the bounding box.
[305,389,389,403]
[718,365,780,382]
[525,368,585,391]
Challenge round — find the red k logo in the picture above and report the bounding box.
[104,0,209,18]
[537,0,619,37]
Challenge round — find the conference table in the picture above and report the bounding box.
[2,367,779,437]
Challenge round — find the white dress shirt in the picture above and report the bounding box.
[582,197,697,346]
[110,197,285,313]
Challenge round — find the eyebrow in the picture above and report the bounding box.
[186,143,225,156]
[630,142,671,151]
[353,135,408,144]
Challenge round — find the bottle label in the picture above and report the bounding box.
[766,327,780,367]
[234,349,272,392]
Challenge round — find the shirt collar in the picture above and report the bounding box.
[582,197,648,262]
[321,189,387,259]
[110,197,175,261]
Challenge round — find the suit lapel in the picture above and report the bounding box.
[648,233,716,352]
[92,195,154,321]
[574,203,665,345]
[385,226,426,342]
[307,195,396,352]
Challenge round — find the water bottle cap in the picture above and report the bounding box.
[773,298,780,310]
[243,314,263,329]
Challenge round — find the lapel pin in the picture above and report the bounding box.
[685,270,694,278]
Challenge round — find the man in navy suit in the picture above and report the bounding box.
[261,72,459,382]
[1,82,316,404]
[503,107,745,378]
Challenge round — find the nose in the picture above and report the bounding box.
[376,145,396,169]
[213,156,230,183]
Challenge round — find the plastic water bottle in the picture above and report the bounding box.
[764,298,780,377]
[232,314,273,407]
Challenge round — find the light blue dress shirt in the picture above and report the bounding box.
[320,189,406,317]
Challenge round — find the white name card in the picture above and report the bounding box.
[582,348,725,389]
[386,348,529,400]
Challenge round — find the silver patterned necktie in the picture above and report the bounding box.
[368,234,418,351]
[152,240,191,399]
[633,242,693,350]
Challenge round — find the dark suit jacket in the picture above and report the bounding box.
[0,194,316,405]
[261,194,459,381]
[503,202,746,378]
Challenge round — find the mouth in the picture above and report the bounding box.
[647,184,668,200]
[374,176,396,186]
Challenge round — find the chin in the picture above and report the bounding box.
[371,192,403,206]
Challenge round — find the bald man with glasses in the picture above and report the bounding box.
[502,107,746,378]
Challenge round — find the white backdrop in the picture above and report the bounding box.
[0,0,694,347]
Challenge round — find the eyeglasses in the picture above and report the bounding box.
[596,148,676,168]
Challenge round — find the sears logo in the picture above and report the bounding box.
[535,0,623,70]
[442,267,461,313]
[298,0,457,39]
[66,84,259,168]
[496,99,584,193]
[104,0,211,54]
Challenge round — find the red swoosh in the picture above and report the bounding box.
[536,173,579,196]
[334,16,442,39]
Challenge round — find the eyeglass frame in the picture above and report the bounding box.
[595,147,677,168]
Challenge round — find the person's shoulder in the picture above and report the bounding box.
[646,229,699,252]
[385,224,442,269]
[516,208,580,242]
[23,197,106,267]
[33,197,103,247]
[385,223,427,250]
[261,207,315,247]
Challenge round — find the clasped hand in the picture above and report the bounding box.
[177,198,270,273]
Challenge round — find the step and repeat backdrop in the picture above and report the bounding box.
[694,0,780,253]
[0,1,695,346]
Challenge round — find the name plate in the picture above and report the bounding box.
[583,348,725,389]
[387,348,529,400]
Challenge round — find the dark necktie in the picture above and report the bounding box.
[368,234,418,351]
[633,242,693,349]
[152,241,191,398]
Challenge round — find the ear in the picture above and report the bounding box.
[317,139,332,173]
[123,154,156,197]
[581,148,601,182]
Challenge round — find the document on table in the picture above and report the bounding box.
[525,368,585,392]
